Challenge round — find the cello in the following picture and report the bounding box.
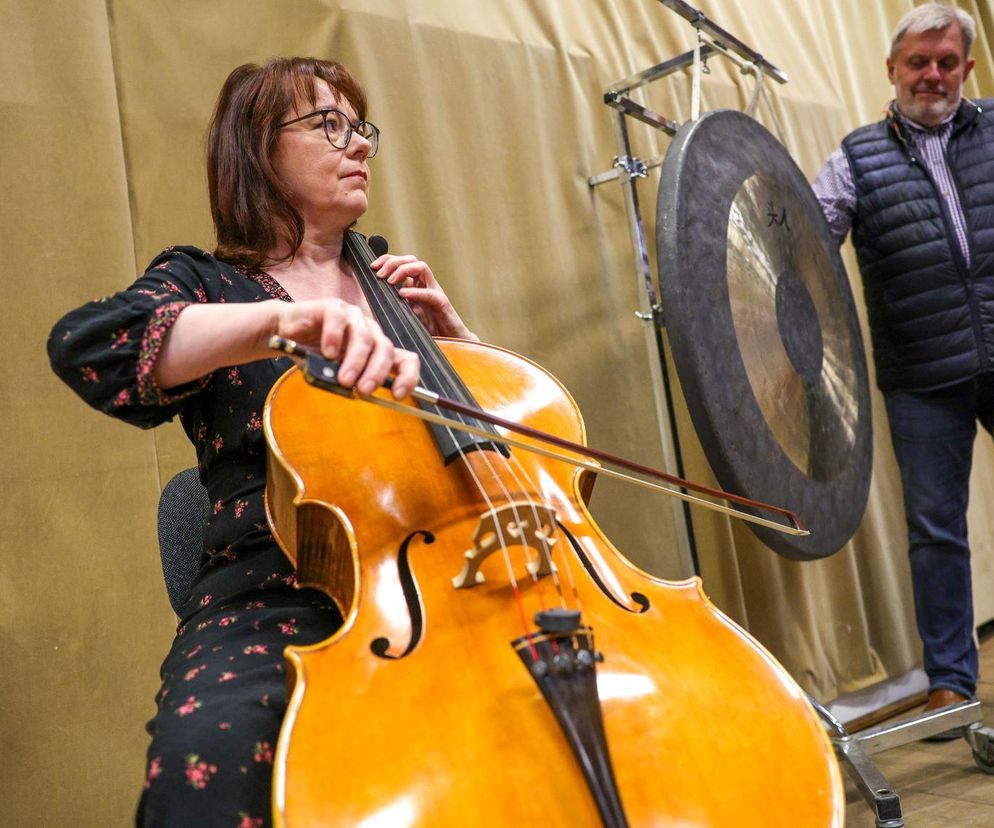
[262,231,844,826]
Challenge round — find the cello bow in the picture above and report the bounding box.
[269,335,808,538]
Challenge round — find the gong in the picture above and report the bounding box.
[655,109,871,561]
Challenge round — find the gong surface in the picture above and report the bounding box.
[655,109,871,561]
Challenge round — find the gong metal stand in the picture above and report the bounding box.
[587,0,788,581]
[588,2,994,826]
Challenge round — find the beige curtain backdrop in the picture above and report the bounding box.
[2,0,991,823]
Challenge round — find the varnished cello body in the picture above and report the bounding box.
[263,337,844,827]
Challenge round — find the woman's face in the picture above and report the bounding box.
[272,78,372,234]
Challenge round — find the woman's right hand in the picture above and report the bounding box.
[275,299,420,398]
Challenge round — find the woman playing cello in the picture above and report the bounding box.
[48,57,474,826]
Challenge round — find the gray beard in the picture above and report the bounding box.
[897,93,959,127]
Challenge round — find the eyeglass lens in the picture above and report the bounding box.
[324,111,378,156]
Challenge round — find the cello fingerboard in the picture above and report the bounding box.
[344,230,507,464]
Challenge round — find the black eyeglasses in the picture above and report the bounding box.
[277,108,380,157]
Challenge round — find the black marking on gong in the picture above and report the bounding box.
[775,269,824,387]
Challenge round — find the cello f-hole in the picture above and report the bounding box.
[558,523,651,615]
[369,529,434,659]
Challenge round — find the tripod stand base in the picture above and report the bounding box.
[965,721,994,773]
[835,737,904,827]
[809,696,992,826]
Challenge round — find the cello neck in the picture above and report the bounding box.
[342,230,505,463]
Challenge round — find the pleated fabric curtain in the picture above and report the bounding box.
[3,0,992,823]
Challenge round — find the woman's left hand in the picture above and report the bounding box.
[371,254,479,341]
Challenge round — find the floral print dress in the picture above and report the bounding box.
[48,246,343,827]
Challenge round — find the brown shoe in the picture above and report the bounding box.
[925,689,970,711]
[922,689,971,741]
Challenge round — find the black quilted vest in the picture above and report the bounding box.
[842,98,994,391]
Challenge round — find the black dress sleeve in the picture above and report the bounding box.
[47,247,216,429]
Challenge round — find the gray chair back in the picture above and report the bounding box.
[157,467,210,615]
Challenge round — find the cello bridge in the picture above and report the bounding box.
[452,502,558,589]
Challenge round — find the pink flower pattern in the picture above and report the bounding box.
[253,742,273,764]
[136,301,207,405]
[184,754,218,789]
[207,546,235,565]
[111,328,130,350]
[176,696,202,717]
[144,756,162,789]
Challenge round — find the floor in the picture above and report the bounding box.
[842,636,994,827]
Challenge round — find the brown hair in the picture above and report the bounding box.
[207,57,368,269]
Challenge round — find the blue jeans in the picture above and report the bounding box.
[884,373,994,699]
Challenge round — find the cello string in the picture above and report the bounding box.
[353,239,572,611]
[357,267,559,649]
[350,259,538,639]
[489,450,572,607]
[352,239,583,624]
[346,238,568,601]
[507,453,583,610]
[345,235,559,635]
[357,241,581,630]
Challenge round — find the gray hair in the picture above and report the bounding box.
[891,3,976,58]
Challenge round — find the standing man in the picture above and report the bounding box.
[813,3,992,713]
